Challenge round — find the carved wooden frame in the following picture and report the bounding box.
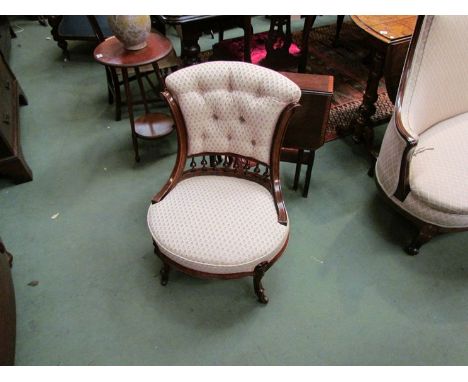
[379,15,468,255]
[150,87,300,303]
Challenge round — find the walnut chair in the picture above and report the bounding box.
[375,16,468,255]
[147,61,301,303]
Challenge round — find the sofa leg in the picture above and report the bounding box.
[405,224,438,256]
[253,262,269,304]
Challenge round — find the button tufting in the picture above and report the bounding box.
[251,139,256,146]
[239,116,246,123]
[227,134,232,141]
[213,114,218,120]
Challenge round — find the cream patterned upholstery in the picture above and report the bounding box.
[401,16,468,137]
[165,61,301,164]
[147,176,289,274]
[376,16,468,229]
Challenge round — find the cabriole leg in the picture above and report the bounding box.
[405,224,438,256]
[153,241,170,285]
[253,262,269,304]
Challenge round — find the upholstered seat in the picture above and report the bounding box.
[375,16,468,254]
[148,176,289,274]
[410,111,468,215]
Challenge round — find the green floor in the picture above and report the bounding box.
[1,17,467,366]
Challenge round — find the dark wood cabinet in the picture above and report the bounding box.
[0,238,16,366]
[0,51,33,184]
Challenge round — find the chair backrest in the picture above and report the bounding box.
[400,16,468,137]
[165,61,301,165]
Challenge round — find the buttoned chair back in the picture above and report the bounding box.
[376,15,468,255]
[165,61,301,165]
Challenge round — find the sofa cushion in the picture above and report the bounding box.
[410,111,468,214]
[147,176,289,274]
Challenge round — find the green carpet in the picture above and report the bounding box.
[1,17,467,366]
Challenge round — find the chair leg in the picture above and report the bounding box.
[154,241,171,285]
[253,262,269,304]
[302,151,315,198]
[333,15,345,47]
[293,149,303,191]
[405,224,439,256]
[160,261,171,286]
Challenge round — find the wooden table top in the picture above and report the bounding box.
[351,15,417,43]
[93,32,173,68]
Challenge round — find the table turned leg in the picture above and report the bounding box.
[180,29,202,67]
[298,16,315,73]
[121,68,140,162]
[351,48,385,156]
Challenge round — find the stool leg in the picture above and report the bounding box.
[105,68,114,105]
[293,149,304,191]
[303,150,315,198]
[135,67,150,114]
[121,68,140,162]
[110,68,122,121]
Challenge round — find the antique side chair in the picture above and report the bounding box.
[147,61,301,303]
[375,16,468,255]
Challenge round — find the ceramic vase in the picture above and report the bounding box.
[107,15,151,50]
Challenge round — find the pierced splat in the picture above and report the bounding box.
[182,153,273,191]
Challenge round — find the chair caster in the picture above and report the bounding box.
[256,289,269,304]
[405,244,419,256]
[253,262,269,304]
[160,263,170,286]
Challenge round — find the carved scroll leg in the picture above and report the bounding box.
[253,262,269,304]
[153,241,170,285]
[405,224,439,256]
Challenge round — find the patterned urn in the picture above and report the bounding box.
[107,15,151,50]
